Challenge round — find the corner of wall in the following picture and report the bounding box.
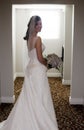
[62,79,71,85]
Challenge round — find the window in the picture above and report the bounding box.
[30,10,62,39]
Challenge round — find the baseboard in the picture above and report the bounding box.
[14,72,24,80]
[47,72,61,77]
[0,95,15,103]
[14,72,61,78]
[62,79,71,85]
[69,96,84,105]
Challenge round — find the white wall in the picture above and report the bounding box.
[62,5,73,85]
[12,6,17,80]
[16,9,27,74]
[0,0,84,105]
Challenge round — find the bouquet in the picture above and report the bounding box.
[44,53,63,75]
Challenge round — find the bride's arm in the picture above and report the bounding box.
[35,37,47,67]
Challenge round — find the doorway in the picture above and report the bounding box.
[12,4,74,84]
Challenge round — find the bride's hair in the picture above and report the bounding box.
[24,15,41,41]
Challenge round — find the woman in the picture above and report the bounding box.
[0,15,58,130]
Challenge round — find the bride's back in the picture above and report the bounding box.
[27,36,40,64]
[27,36,38,52]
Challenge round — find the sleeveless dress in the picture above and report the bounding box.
[0,42,58,130]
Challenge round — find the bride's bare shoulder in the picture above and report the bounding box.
[35,36,42,44]
[36,36,41,40]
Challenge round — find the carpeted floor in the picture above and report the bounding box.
[0,77,84,130]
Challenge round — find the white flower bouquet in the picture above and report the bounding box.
[44,53,63,75]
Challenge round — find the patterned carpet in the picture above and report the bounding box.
[0,77,84,130]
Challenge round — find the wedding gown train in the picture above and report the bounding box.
[0,45,58,130]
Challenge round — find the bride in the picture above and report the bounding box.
[0,15,58,130]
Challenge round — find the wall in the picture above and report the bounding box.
[0,0,14,103]
[0,0,84,104]
[12,6,17,80]
[62,5,72,85]
[70,0,84,104]
[15,9,28,75]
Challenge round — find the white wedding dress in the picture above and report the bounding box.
[0,42,58,130]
